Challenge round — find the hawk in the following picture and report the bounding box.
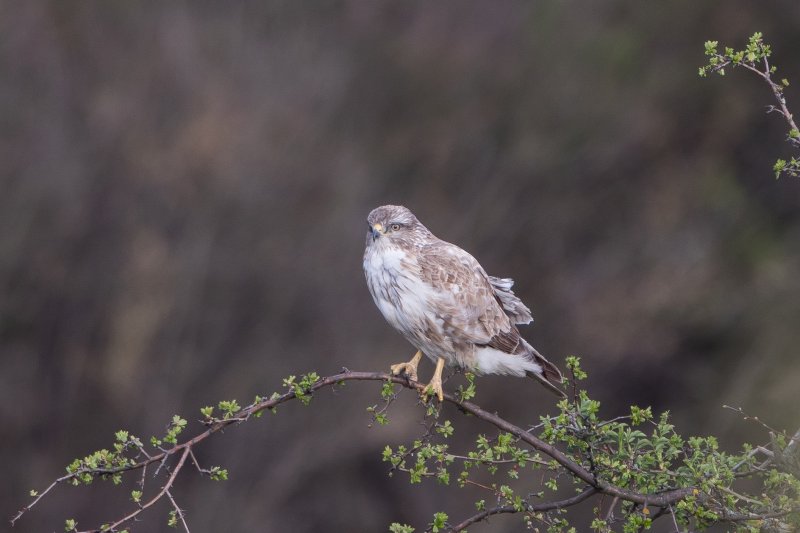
[363,205,564,400]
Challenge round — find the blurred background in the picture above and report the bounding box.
[3,2,800,532]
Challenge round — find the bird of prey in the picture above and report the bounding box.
[363,205,564,401]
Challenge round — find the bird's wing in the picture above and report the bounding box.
[417,241,522,353]
[488,276,533,325]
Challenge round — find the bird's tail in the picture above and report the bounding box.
[521,339,566,398]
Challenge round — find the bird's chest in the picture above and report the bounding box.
[363,246,438,334]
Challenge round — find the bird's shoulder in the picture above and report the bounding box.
[416,239,486,289]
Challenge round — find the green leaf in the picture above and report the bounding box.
[431,512,448,532]
[209,466,229,481]
[218,400,241,418]
[457,372,477,401]
[381,381,396,400]
[630,405,653,425]
[774,158,787,178]
[435,420,454,438]
[565,356,587,380]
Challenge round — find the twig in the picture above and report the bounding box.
[732,445,774,472]
[462,478,497,493]
[78,447,191,533]
[717,485,763,506]
[446,453,548,467]
[604,495,620,522]
[447,505,517,533]
[717,508,795,522]
[165,488,190,533]
[707,53,799,146]
[668,504,682,532]
[447,487,598,532]
[723,405,782,435]
[10,476,66,526]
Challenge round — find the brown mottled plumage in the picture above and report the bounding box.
[363,205,564,398]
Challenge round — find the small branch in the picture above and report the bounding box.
[462,478,499,493]
[78,447,191,533]
[707,53,798,142]
[717,508,795,522]
[447,505,516,532]
[604,495,620,522]
[732,444,774,473]
[165,489,191,533]
[10,477,65,526]
[447,487,598,532]
[446,453,548,467]
[668,504,682,533]
[717,485,763,506]
[782,426,800,455]
[702,34,800,178]
[761,55,800,142]
[723,405,781,435]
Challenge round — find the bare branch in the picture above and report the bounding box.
[10,476,67,526]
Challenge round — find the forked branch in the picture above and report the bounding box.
[11,370,799,533]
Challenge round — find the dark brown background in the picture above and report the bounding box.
[3,2,800,532]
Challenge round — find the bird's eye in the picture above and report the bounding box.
[390,223,401,231]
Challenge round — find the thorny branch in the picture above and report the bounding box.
[102,447,190,533]
[702,33,800,178]
[11,370,800,532]
[708,46,798,145]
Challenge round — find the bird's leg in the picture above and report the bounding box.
[390,350,422,382]
[424,357,445,402]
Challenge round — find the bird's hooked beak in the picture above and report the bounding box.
[370,223,384,241]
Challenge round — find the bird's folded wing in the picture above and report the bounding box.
[418,243,521,352]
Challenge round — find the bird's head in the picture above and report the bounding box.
[365,205,430,247]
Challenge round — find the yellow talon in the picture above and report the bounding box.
[390,350,422,382]
[423,357,445,402]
